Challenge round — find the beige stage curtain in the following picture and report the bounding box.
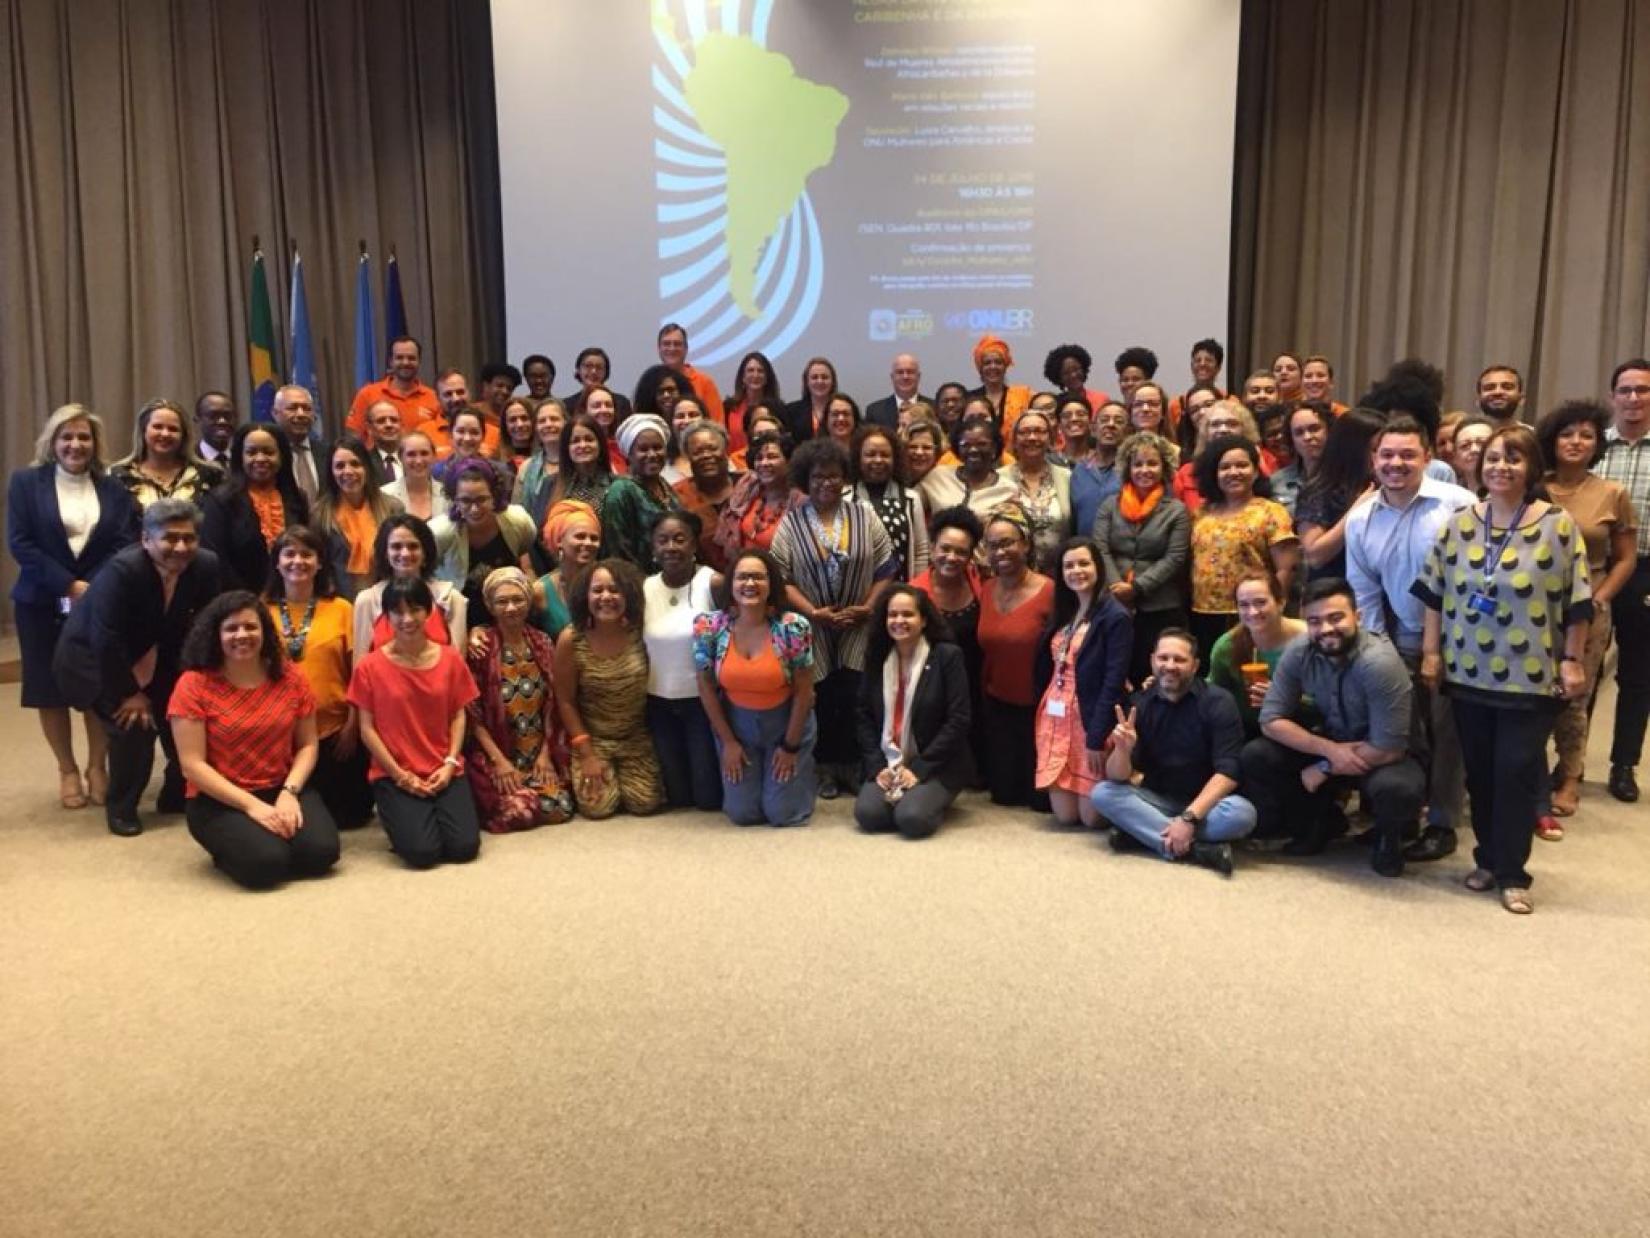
[1231,0,1650,413]
[0,0,503,601]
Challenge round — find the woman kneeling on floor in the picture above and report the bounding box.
[349,577,483,869]
[169,591,340,890]
[853,584,974,839]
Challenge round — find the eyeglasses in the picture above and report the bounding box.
[454,495,494,509]
[1616,385,1650,398]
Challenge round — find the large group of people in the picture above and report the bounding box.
[11,326,1647,915]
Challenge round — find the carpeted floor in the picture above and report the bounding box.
[2,678,1647,1237]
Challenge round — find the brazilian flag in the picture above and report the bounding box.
[248,245,278,423]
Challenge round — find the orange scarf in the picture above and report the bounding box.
[1118,482,1164,524]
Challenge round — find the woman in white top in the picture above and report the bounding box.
[642,511,723,811]
[352,513,467,659]
[380,429,441,522]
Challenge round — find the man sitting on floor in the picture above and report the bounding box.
[1241,577,1425,878]
[1092,628,1256,875]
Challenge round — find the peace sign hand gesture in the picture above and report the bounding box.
[1111,704,1139,754]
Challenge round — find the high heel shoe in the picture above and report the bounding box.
[85,764,108,807]
[59,769,89,810]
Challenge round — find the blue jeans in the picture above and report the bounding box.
[1091,780,1256,859]
[718,702,817,827]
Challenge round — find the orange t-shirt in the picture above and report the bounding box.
[348,379,441,445]
[718,636,790,711]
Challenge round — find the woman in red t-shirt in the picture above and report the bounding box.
[349,576,481,868]
[168,590,339,890]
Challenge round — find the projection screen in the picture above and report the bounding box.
[493,0,1241,403]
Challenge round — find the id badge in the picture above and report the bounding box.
[1046,697,1067,718]
[1467,592,1497,617]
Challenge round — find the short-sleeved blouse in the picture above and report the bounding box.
[692,610,814,683]
[977,576,1055,706]
[1413,504,1593,708]
[1545,474,1636,575]
[1190,498,1296,613]
[167,664,316,796]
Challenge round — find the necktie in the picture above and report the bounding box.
[381,452,398,482]
[293,446,318,499]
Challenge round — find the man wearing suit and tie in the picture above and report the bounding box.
[864,354,927,430]
[364,401,405,485]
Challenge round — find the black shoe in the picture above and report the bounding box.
[818,773,840,800]
[107,816,143,837]
[154,789,187,815]
[1403,825,1457,862]
[1281,831,1328,857]
[1108,829,1141,853]
[1190,841,1234,875]
[1371,831,1405,878]
[1608,764,1639,803]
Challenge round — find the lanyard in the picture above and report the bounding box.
[1480,501,1528,588]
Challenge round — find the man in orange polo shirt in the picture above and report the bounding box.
[656,323,723,423]
[347,335,441,444]
[416,369,502,458]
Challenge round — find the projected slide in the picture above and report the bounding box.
[495,0,1239,398]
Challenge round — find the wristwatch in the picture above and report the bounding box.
[1179,809,1201,827]
[442,755,462,770]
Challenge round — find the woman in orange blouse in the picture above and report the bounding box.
[310,434,404,600]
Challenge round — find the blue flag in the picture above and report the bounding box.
[289,249,322,423]
[384,251,408,346]
[353,250,378,390]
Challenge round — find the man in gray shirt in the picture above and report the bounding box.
[1242,577,1426,878]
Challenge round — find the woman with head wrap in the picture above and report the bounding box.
[599,413,682,572]
[536,499,603,642]
[969,334,1032,438]
[464,566,575,833]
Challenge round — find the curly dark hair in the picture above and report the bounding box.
[1536,399,1611,470]
[565,558,645,630]
[952,412,1004,463]
[1043,343,1093,388]
[1192,338,1225,366]
[372,513,439,583]
[649,506,703,544]
[864,583,955,670]
[181,589,284,679]
[264,525,338,601]
[633,364,692,417]
[1194,434,1272,506]
[850,423,904,483]
[790,436,851,492]
[746,427,794,466]
[712,546,790,616]
[928,504,984,549]
[1115,346,1159,379]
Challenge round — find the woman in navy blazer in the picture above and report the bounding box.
[199,422,311,592]
[1031,536,1133,828]
[854,584,975,839]
[7,404,139,808]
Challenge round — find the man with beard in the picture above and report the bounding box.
[1241,370,1280,418]
[1343,415,1475,861]
[1242,578,1425,877]
[53,499,221,836]
[346,335,440,444]
[1476,365,1525,424]
[418,369,502,458]
[1092,628,1255,875]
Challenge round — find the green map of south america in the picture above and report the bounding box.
[683,33,849,319]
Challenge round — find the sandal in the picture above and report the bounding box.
[1535,816,1565,842]
[1500,887,1534,915]
[1550,779,1579,817]
[1464,868,1496,892]
[59,769,89,810]
[85,764,108,807]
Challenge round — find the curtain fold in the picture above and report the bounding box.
[1231,0,1650,412]
[0,0,503,516]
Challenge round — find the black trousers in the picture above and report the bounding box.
[982,694,1049,811]
[646,694,722,812]
[1241,735,1425,845]
[99,680,183,824]
[813,668,862,767]
[310,731,375,829]
[372,777,481,869]
[1610,557,1650,767]
[1189,612,1236,669]
[185,786,340,890]
[1453,698,1554,889]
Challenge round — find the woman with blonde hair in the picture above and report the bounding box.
[8,404,137,808]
